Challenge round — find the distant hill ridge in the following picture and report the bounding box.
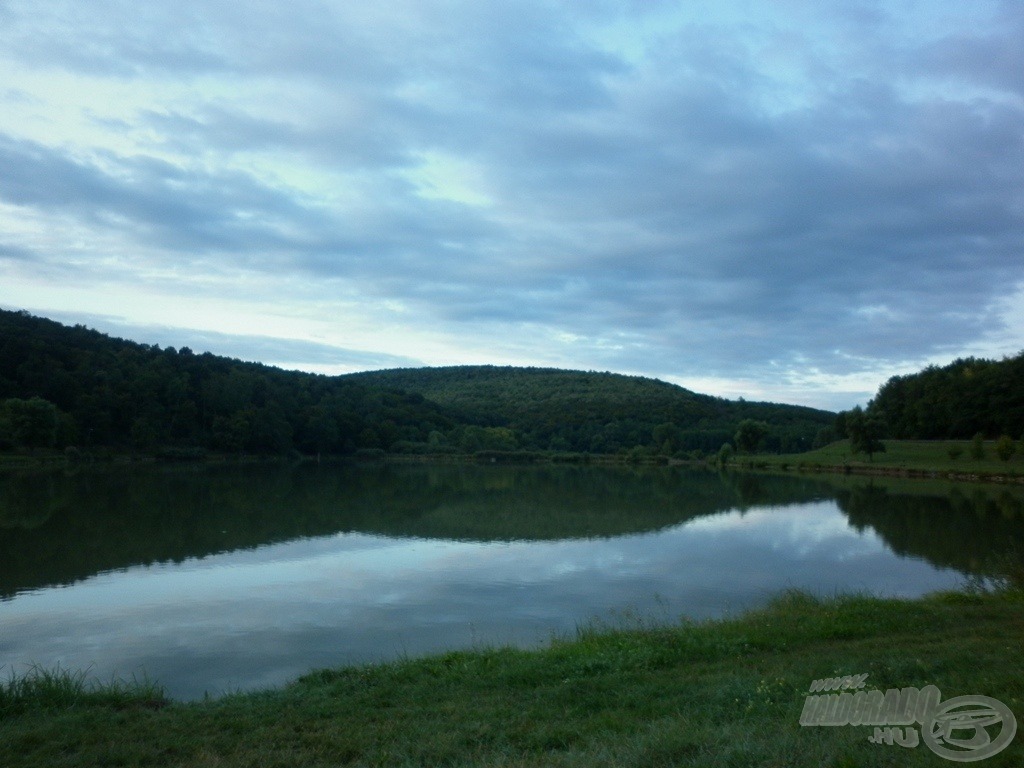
[0,308,833,456]
[344,365,834,454]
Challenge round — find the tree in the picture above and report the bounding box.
[813,426,838,449]
[717,442,734,466]
[995,435,1015,462]
[246,406,294,454]
[867,352,1024,439]
[0,397,59,449]
[971,432,985,460]
[212,413,248,454]
[301,407,339,455]
[734,419,769,454]
[626,445,646,464]
[652,422,683,455]
[358,426,382,449]
[130,417,161,451]
[846,406,886,461]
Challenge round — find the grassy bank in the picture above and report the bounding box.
[748,439,1024,481]
[2,589,1022,767]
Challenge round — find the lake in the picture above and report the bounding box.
[1,461,1022,700]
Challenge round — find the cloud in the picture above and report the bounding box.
[915,2,1024,96]
[1,0,1022,409]
[0,241,36,262]
[0,134,313,257]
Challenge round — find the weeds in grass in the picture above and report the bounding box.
[0,663,167,716]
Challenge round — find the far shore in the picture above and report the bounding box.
[2,438,1023,485]
[738,438,1024,484]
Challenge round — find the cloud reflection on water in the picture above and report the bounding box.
[0,503,961,699]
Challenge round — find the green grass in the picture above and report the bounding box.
[0,665,168,717]
[2,588,1022,767]
[754,439,1024,478]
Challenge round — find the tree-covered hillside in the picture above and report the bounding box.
[866,352,1024,439]
[345,366,834,454]
[0,309,457,456]
[0,309,834,457]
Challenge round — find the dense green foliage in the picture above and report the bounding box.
[5,308,1023,459]
[733,419,769,454]
[0,309,834,456]
[844,405,886,460]
[863,352,1024,439]
[0,309,458,456]
[346,366,834,454]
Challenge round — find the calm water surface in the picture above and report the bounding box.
[1,462,1022,699]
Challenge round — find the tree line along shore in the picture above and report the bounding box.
[2,308,1022,479]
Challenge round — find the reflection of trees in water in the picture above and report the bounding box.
[0,471,76,530]
[8,464,1019,599]
[727,471,833,511]
[834,481,1024,585]
[0,464,836,597]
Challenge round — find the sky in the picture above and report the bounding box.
[1,1,1023,411]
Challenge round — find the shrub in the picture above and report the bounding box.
[717,443,734,466]
[995,435,1015,462]
[971,432,985,460]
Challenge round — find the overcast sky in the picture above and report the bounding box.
[2,1,1023,411]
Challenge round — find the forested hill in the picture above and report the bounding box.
[344,366,835,454]
[867,352,1024,439]
[0,309,834,457]
[0,309,458,456]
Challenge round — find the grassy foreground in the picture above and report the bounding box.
[2,589,1022,767]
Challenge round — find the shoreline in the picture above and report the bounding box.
[4,442,1023,487]
[737,458,1024,484]
[732,438,1024,485]
[2,587,1021,767]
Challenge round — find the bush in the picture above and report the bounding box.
[971,433,986,460]
[995,435,1015,462]
[717,443,734,466]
